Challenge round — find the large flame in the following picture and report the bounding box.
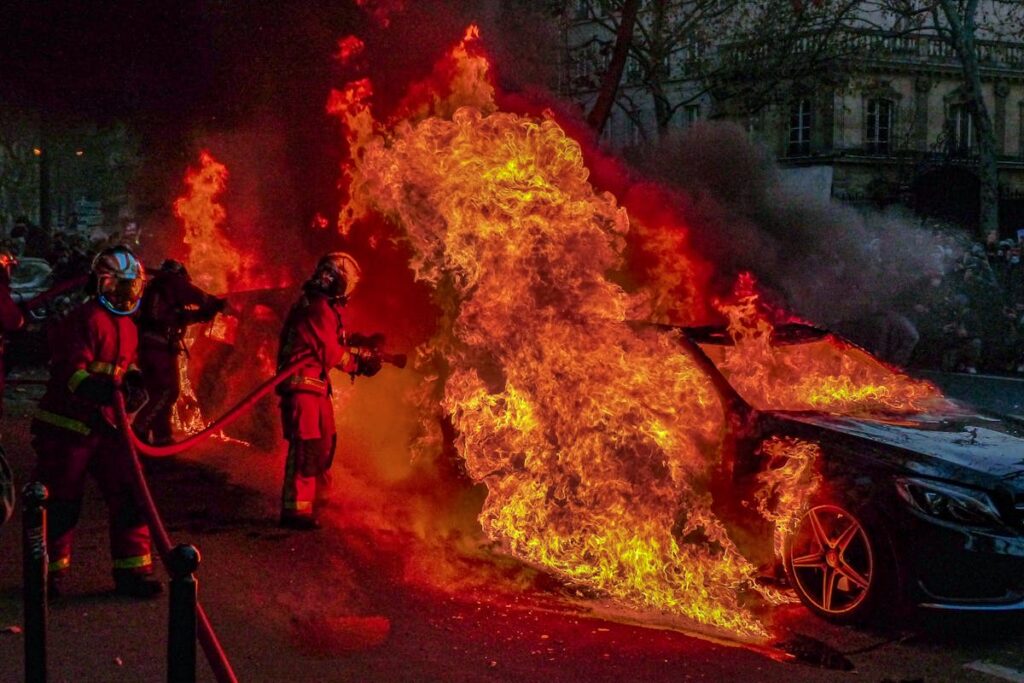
[330,27,804,638]
[173,151,242,295]
[323,26,939,639]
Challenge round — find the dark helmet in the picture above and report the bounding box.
[92,245,145,315]
[0,250,17,285]
[310,252,360,302]
[159,259,190,280]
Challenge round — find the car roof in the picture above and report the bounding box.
[682,322,830,346]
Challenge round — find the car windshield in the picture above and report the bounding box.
[11,259,52,291]
[694,325,945,416]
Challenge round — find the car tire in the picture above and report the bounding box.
[784,502,895,624]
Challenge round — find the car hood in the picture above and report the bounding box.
[780,408,1024,481]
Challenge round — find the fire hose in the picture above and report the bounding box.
[124,357,307,458]
[109,350,404,680]
[115,390,239,683]
[19,275,89,311]
[110,357,309,683]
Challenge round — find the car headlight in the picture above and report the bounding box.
[895,477,1004,528]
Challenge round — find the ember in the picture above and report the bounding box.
[334,36,365,65]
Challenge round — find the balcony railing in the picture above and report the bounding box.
[719,28,1024,71]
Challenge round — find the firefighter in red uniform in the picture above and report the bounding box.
[133,259,225,445]
[0,250,26,417]
[31,245,160,597]
[277,252,380,529]
[0,250,23,528]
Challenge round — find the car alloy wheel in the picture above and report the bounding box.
[786,504,876,618]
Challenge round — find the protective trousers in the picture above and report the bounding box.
[134,345,180,445]
[281,432,337,519]
[32,428,153,577]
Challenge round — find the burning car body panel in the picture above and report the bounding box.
[680,324,1024,616]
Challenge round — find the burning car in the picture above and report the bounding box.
[680,322,1024,623]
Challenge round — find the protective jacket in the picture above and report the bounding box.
[277,288,358,442]
[33,298,138,436]
[138,271,224,353]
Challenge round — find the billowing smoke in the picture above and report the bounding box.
[631,122,955,331]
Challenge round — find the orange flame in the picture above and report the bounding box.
[331,25,939,639]
[173,151,241,295]
[333,28,799,638]
[710,276,941,414]
[754,437,823,561]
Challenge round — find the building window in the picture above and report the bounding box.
[684,104,700,126]
[746,112,762,140]
[949,103,974,156]
[788,98,812,156]
[627,112,644,146]
[1019,102,1024,159]
[865,98,893,155]
[626,56,642,84]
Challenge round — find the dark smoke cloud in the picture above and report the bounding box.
[630,122,955,329]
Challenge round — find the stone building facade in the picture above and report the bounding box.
[561,6,1024,234]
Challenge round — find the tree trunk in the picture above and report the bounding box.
[649,0,672,136]
[941,0,999,240]
[587,0,641,134]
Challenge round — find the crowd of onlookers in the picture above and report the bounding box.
[3,215,134,282]
[905,235,1024,375]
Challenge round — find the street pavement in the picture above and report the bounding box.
[3,373,1024,682]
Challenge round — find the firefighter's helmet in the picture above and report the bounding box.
[312,252,360,301]
[0,250,17,285]
[92,245,145,315]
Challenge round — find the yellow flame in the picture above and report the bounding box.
[173,151,240,295]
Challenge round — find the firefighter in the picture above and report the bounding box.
[1,251,25,527]
[133,259,226,445]
[277,252,380,530]
[31,245,159,597]
[0,250,26,417]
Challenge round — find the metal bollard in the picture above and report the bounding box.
[22,482,48,683]
[167,544,201,683]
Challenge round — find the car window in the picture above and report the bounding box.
[698,334,943,415]
[11,259,53,290]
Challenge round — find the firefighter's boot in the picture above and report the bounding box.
[113,570,163,599]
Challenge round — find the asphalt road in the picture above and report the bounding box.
[3,373,1024,682]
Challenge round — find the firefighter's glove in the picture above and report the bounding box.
[122,370,149,414]
[356,352,382,377]
[75,374,117,405]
